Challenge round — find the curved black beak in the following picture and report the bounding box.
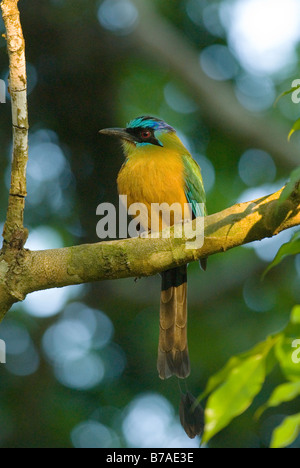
[99,127,135,142]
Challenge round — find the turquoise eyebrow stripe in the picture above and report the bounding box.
[127,116,175,132]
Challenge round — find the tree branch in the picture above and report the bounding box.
[0,185,299,321]
[132,0,300,170]
[1,0,28,251]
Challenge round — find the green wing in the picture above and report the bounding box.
[183,153,207,218]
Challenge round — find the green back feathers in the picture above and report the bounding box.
[183,154,207,218]
[158,132,207,218]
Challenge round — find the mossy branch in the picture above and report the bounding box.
[0,185,299,321]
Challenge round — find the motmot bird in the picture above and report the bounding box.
[100,116,207,380]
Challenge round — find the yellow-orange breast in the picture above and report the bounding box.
[117,146,189,231]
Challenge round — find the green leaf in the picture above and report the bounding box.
[279,166,300,202]
[199,355,242,401]
[203,354,267,443]
[202,338,277,443]
[281,305,300,339]
[263,231,300,278]
[288,118,300,141]
[291,305,300,325]
[200,337,277,401]
[266,382,300,407]
[256,382,300,419]
[274,85,300,107]
[270,413,300,448]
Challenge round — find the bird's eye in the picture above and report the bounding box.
[141,130,151,139]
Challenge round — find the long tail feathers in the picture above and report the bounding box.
[158,266,190,380]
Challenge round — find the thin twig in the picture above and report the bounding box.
[1,0,29,251]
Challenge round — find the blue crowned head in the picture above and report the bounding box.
[100,115,176,150]
[125,116,176,148]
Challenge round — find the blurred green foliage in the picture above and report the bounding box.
[0,0,299,448]
[202,306,300,446]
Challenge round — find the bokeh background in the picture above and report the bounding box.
[0,0,300,448]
